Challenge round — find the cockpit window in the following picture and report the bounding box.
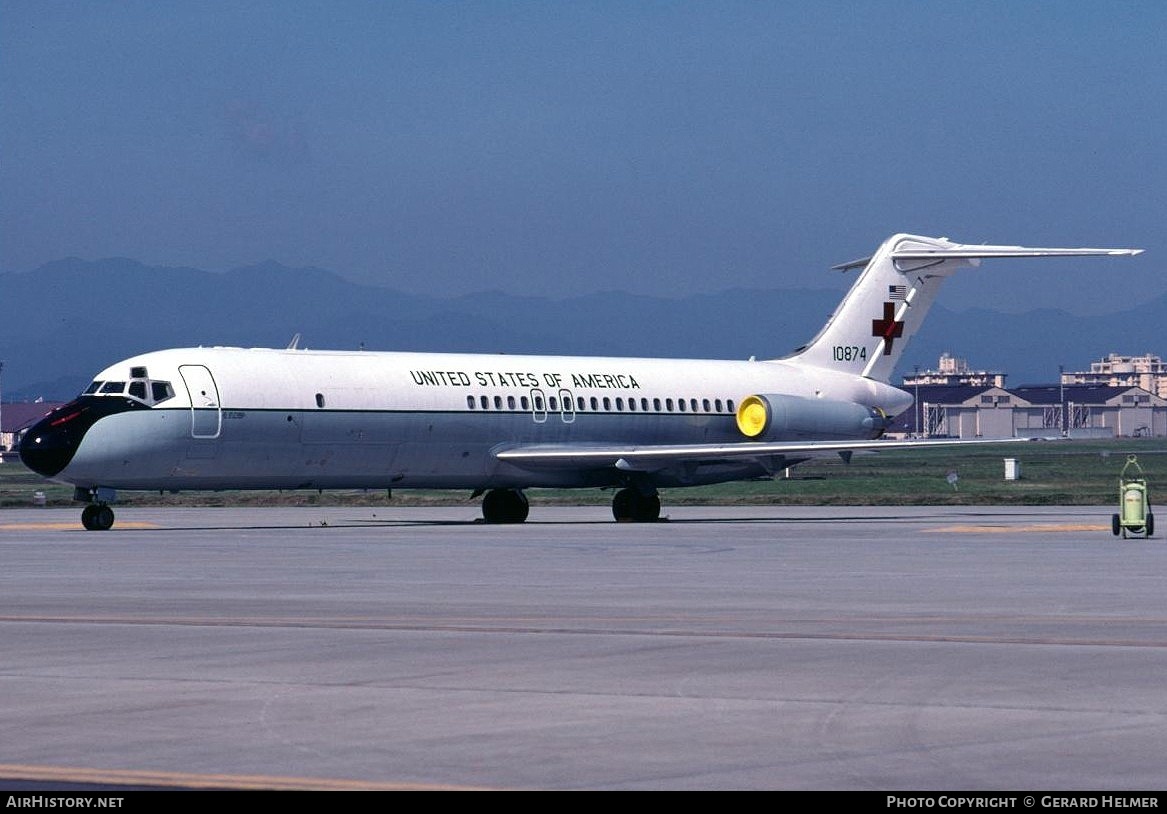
[87,375,175,406]
[124,378,175,405]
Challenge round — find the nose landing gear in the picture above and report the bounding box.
[76,487,117,531]
[81,503,115,531]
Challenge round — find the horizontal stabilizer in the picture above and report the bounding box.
[832,244,1142,272]
[892,245,1143,261]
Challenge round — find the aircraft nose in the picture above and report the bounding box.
[19,396,148,478]
[20,402,90,477]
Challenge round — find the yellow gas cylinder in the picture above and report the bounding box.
[1113,455,1154,538]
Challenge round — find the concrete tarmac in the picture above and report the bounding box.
[0,504,1164,790]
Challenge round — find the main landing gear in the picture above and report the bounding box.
[478,487,662,523]
[481,489,530,524]
[611,487,661,522]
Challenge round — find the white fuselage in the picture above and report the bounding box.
[32,346,911,493]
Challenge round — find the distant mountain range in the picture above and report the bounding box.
[2,257,1164,401]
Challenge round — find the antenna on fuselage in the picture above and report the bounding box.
[287,333,302,350]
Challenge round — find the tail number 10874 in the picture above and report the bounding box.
[832,346,867,362]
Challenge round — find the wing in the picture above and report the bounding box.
[494,436,1028,474]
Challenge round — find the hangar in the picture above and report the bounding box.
[889,384,1167,440]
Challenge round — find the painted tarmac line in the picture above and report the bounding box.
[0,522,161,531]
[0,763,492,791]
[929,523,1111,533]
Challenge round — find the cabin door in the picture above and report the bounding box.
[178,364,222,439]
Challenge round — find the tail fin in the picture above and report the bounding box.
[785,233,1142,383]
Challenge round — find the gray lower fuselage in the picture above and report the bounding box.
[57,404,770,491]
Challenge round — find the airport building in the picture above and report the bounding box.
[1060,353,1167,399]
[889,383,1167,439]
[901,353,1007,388]
[892,352,1167,439]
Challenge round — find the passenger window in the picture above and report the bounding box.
[494,395,503,410]
[534,395,544,410]
[549,396,557,410]
[727,399,735,412]
[628,398,636,411]
[507,395,516,410]
[521,396,530,410]
[715,399,723,412]
[654,398,662,411]
[316,393,325,408]
[641,398,649,411]
[691,399,699,412]
[480,395,489,409]
[590,397,599,411]
[678,399,686,412]
[603,397,611,411]
[666,398,674,411]
[615,397,624,410]
[467,395,476,409]
[703,399,711,412]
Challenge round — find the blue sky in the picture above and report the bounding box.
[3,1,1164,313]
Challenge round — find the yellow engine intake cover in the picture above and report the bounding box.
[736,395,770,438]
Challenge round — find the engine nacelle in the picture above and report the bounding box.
[735,393,889,441]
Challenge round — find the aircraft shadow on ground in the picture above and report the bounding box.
[79,508,1059,533]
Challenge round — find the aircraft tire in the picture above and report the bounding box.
[612,488,661,522]
[482,489,529,524]
[634,492,661,522]
[1112,514,1121,536]
[81,504,115,531]
[95,505,115,530]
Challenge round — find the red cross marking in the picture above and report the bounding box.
[871,302,904,356]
